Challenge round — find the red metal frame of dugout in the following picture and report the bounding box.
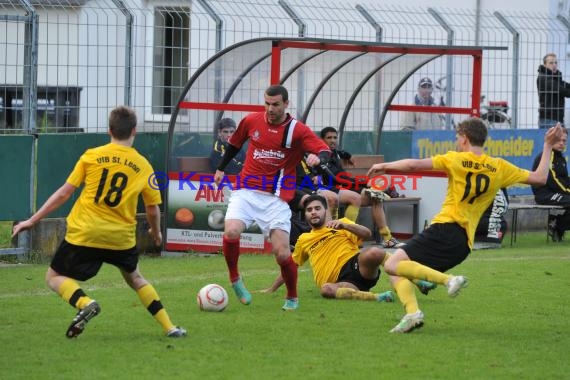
[178,40,483,118]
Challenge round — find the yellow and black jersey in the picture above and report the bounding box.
[65,143,161,250]
[432,151,529,248]
[292,218,360,287]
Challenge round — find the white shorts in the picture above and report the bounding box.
[225,189,291,236]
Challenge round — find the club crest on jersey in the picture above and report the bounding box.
[251,130,260,141]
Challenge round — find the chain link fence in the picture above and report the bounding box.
[0,0,568,134]
[0,0,564,133]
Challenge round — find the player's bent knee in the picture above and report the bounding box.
[274,249,292,264]
[320,284,336,298]
[362,246,384,265]
[383,256,399,275]
[223,228,241,240]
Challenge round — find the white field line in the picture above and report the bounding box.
[0,267,311,299]
[2,254,570,299]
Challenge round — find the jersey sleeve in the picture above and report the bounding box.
[228,116,251,149]
[140,160,162,206]
[299,124,330,154]
[431,151,454,172]
[498,158,530,186]
[291,236,309,266]
[338,217,361,245]
[66,153,87,187]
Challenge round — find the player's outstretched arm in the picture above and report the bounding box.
[527,123,563,185]
[12,182,76,237]
[257,273,284,293]
[368,158,433,177]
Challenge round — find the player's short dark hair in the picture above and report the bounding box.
[265,85,289,102]
[456,117,488,147]
[320,126,338,138]
[302,194,328,210]
[109,106,137,140]
[217,118,236,131]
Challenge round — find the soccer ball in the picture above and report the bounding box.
[197,284,229,312]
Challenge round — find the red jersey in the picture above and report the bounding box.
[228,112,330,202]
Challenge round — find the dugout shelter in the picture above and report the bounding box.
[164,37,498,253]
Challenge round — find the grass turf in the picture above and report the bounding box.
[0,234,569,379]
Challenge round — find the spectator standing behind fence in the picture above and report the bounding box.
[537,53,570,129]
[532,125,570,241]
[209,118,245,174]
[400,77,444,131]
[11,106,186,339]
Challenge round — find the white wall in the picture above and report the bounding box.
[365,0,550,13]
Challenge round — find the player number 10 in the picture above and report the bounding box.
[460,172,490,204]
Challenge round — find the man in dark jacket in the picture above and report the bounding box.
[209,118,245,174]
[537,53,570,129]
[532,125,570,240]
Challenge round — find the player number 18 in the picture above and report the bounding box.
[94,168,128,207]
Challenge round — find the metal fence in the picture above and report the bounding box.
[0,0,569,134]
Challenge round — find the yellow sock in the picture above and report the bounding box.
[335,287,377,301]
[344,205,360,222]
[393,278,419,314]
[395,261,450,285]
[379,226,392,241]
[58,278,93,310]
[137,284,175,333]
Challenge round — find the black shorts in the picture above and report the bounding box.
[50,240,139,281]
[403,223,470,272]
[337,254,380,291]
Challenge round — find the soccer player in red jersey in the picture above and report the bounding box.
[214,85,330,310]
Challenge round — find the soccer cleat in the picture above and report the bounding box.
[166,326,187,338]
[547,215,557,240]
[376,290,394,302]
[282,298,299,311]
[365,188,391,201]
[383,237,405,249]
[416,280,437,295]
[231,277,252,305]
[446,275,468,297]
[390,311,424,333]
[553,228,564,242]
[66,300,101,338]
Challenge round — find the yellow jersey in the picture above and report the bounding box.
[431,151,529,248]
[292,218,361,287]
[65,143,161,250]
